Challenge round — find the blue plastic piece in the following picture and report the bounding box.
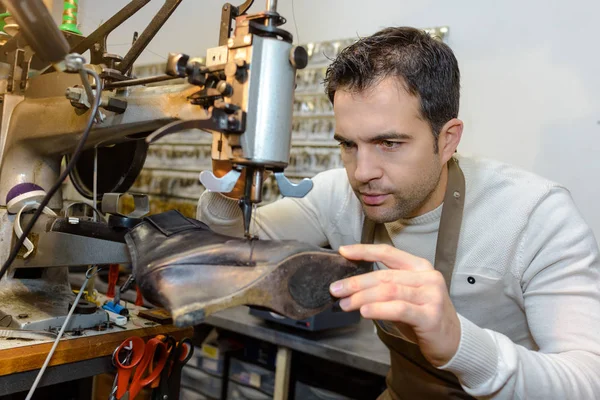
[102,302,128,316]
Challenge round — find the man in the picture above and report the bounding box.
[197,27,600,399]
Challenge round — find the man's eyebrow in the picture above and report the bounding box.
[333,132,413,143]
[369,132,413,142]
[333,133,351,142]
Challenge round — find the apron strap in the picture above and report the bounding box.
[433,157,465,291]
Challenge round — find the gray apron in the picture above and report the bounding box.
[361,158,475,400]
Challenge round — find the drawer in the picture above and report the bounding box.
[181,365,223,399]
[180,386,212,400]
[188,342,227,376]
[295,381,355,400]
[229,358,275,395]
[227,381,272,400]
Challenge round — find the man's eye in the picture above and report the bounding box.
[338,141,355,150]
[380,140,402,149]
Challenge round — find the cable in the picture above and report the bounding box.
[25,266,99,400]
[291,0,300,45]
[0,67,103,283]
[64,201,105,220]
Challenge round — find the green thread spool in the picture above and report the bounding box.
[59,0,81,35]
[0,12,11,35]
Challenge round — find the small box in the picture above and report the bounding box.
[229,358,275,395]
[180,386,212,400]
[249,307,361,332]
[188,339,239,376]
[226,381,271,400]
[181,365,222,399]
[295,381,355,400]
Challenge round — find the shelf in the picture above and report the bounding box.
[294,91,328,97]
[292,112,334,118]
[150,141,212,146]
[302,62,332,70]
[130,191,201,202]
[292,141,339,147]
[141,166,208,174]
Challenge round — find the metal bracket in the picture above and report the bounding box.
[101,193,149,219]
[274,172,313,198]
[6,49,30,93]
[145,108,245,144]
[199,169,242,193]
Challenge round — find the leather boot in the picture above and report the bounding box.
[125,210,371,327]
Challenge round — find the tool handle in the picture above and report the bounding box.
[129,339,168,399]
[4,0,70,64]
[107,264,119,298]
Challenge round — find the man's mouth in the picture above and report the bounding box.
[360,193,389,206]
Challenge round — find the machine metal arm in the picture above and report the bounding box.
[117,0,184,74]
[70,0,152,64]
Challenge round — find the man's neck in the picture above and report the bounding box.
[408,162,449,218]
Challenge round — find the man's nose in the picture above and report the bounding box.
[354,147,383,184]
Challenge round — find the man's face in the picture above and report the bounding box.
[333,77,445,223]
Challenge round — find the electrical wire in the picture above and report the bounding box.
[0,67,103,283]
[25,266,100,400]
[291,0,300,45]
[64,201,105,220]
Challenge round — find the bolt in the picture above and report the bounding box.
[163,395,168,400]
[244,34,252,45]
[17,314,28,319]
[65,88,81,101]
[453,191,461,198]
[228,38,234,48]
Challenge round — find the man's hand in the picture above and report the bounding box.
[330,244,461,367]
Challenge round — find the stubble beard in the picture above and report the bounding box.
[358,162,443,224]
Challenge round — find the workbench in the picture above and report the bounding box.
[0,307,193,398]
[204,306,391,399]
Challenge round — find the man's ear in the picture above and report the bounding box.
[437,118,463,162]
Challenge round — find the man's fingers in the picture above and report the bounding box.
[339,284,423,311]
[339,244,432,271]
[330,269,440,298]
[359,300,422,326]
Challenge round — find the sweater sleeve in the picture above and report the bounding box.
[196,170,347,246]
[438,187,600,399]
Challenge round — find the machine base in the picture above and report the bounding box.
[0,267,108,332]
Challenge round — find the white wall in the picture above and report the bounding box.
[76,0,600,242]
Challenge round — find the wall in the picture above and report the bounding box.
[74,0,600,241]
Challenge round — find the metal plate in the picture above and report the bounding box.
[67,140,148,200]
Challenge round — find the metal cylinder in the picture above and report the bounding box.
[266,0,278,12]
[251,168,263,203]
[233,35,296,167]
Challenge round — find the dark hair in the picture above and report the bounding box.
[324,27,460,149]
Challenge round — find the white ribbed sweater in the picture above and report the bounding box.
[197,155,600,399]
